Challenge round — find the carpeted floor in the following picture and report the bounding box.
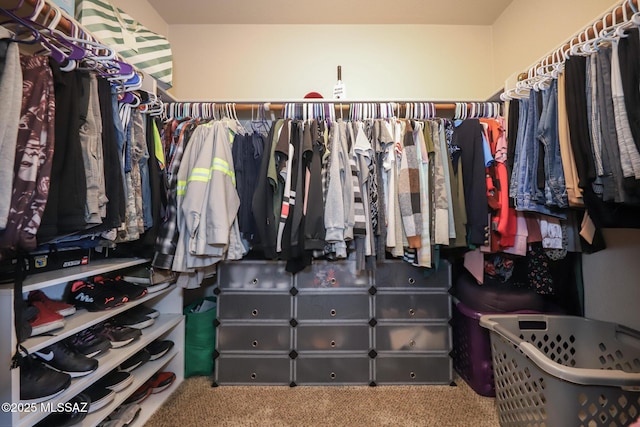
[144,376,500,427]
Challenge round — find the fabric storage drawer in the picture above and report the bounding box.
[375,355,452,384]
[375,293,450,320]
[295,261,369,289]
[375,324,450,352]
[297,325,370,351]
[217,294,292,320]
[296,293,370,321]
[375,260,450,290]
[296,355,371,384]
[218,261,292,290]
[217,325,291,352]
[216,355,291,384]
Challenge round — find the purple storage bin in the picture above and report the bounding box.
[451,301,539,397]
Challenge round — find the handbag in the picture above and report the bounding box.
[76,0,173,88]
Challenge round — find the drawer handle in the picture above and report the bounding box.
[330,340,336,348]
[409,308,415,317]
[409,339,416,347]
[251,278,259,286]
[251,309,259,317]
[250,373,257,380]
[330,309,337,317]
[330,372,337,380]
[408,277,415,285]
[252,340,259,348]
[330,278,337,285]
[410,371,416,379]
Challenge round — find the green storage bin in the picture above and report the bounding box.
[184,297,217,378]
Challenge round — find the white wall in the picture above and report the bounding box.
[491,0,619,92]
[582,230,640,331]
[167,24,494,101]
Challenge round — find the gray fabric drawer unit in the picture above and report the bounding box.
[375,355,453,384]
[214,260,452,385]
[217,294,292,320]
[296,293,371,321]
[296,355,371,385]
[295,261,369,288]
[217,325,292,352]
[375,293,451,321]
[218,261,293,290]
[375,324,451,352]
[296,325,371,351]
[216,355,292,385]
[375,260,451,290]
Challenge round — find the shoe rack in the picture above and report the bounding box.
[0,257,185,427]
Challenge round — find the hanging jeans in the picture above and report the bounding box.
[509,98,529,199]
[514,90,565,218]
[537,79,568,209]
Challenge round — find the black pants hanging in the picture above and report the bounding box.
[564,56,596,189]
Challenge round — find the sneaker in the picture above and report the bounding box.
[83,385,115,413]
[91,322,141,348]
[34,392,91,427]
[20,355,71,403]
[29,290,76,317]
[19,303,39,343]
[123,383,152,405]
[34,341,98,378]
[66,328,112,358]
[119,349,151,373]
[146,371,176,394]
[123,266,176,287]
[68,280,128,312]
[95,370,134,392]
[129,305,159,319]
[107,403,141,425]
[93,275,148,301]
[97,420,126,427]
[111,311,155,329]
[29,301,65,336]
[146,340,174,361]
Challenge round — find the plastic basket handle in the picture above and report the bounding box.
[616,324,640,350]
[518,342,640,388]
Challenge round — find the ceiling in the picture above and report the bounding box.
[146,0,515,25]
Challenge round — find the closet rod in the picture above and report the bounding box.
[522,0,639,80]
[0,0,73,34]
[167,101,482,112]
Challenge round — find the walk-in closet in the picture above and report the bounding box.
[1,0,640,426]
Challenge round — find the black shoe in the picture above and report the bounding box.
[93,275,148,301]
[83,385,115,413]
[34,341,99,378]
[18,303,39,343]
[34,392,91,427]
[129,304,159,319]
[20,355,71,403]
[111,311,155,329]
[90,321,141,348]
[65,328,112,358]
[95,370,134,392]
[146,340,174,361]
[68,280,128,312]
[119,349,151,373]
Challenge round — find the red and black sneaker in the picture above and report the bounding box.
[93,275,148,301]
[68,280,128,312]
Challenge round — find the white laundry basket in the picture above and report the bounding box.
[480,314,640,427]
